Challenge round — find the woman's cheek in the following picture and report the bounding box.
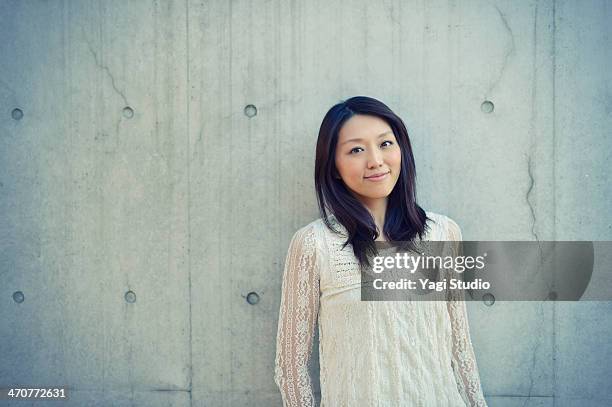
[391,149,402,167]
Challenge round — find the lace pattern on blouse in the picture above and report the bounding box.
[445,217,488,407]
[274,224,319,406]
[274,216,488,406]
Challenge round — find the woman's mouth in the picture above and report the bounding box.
[365,171,390,182]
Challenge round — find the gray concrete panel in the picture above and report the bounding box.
[1,0,191,394]
[0,0,610,406]
[554,0,612,405]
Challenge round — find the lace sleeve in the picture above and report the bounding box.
[274,224,320,407]
[445,218,488,407]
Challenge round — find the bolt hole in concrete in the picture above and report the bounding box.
[480,100,494,113]
[11,108,23,120]
[122,106,134,119]
[12,291,24,303]
[482,293,495,306]
[124,290,136,303]
[246,291,260,305]
[244,104,257,118]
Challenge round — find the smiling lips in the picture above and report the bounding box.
[365,171,390,181]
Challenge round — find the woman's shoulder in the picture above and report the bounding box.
[290,216,332,242]
[285,218,334,261]
[425,210,462,240]
[302,215,343,235]
[291,215,347,246]
[293,211,462,239]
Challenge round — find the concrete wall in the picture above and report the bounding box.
[0,0,610,406]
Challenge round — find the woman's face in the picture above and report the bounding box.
[334,114,402,204]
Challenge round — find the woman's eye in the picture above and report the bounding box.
[349,147,363,154]
[381,140,394,147]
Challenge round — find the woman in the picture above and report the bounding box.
[274,96,487,406]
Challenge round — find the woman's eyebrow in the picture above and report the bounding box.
[340,131,393,145]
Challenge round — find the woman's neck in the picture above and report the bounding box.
[360,197,388,240]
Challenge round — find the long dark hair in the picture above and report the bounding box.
[314,96,430,268]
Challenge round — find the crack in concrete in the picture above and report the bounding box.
[85,39,129,107]
[487,4,517,96]
[83,36,126,153]
[525,153,539,242]
[521,300,546,407]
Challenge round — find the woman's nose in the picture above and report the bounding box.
[367,150,384,168]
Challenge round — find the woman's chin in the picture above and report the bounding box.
[354,190,394,201]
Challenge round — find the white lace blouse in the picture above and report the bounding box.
[274,212,488,406]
